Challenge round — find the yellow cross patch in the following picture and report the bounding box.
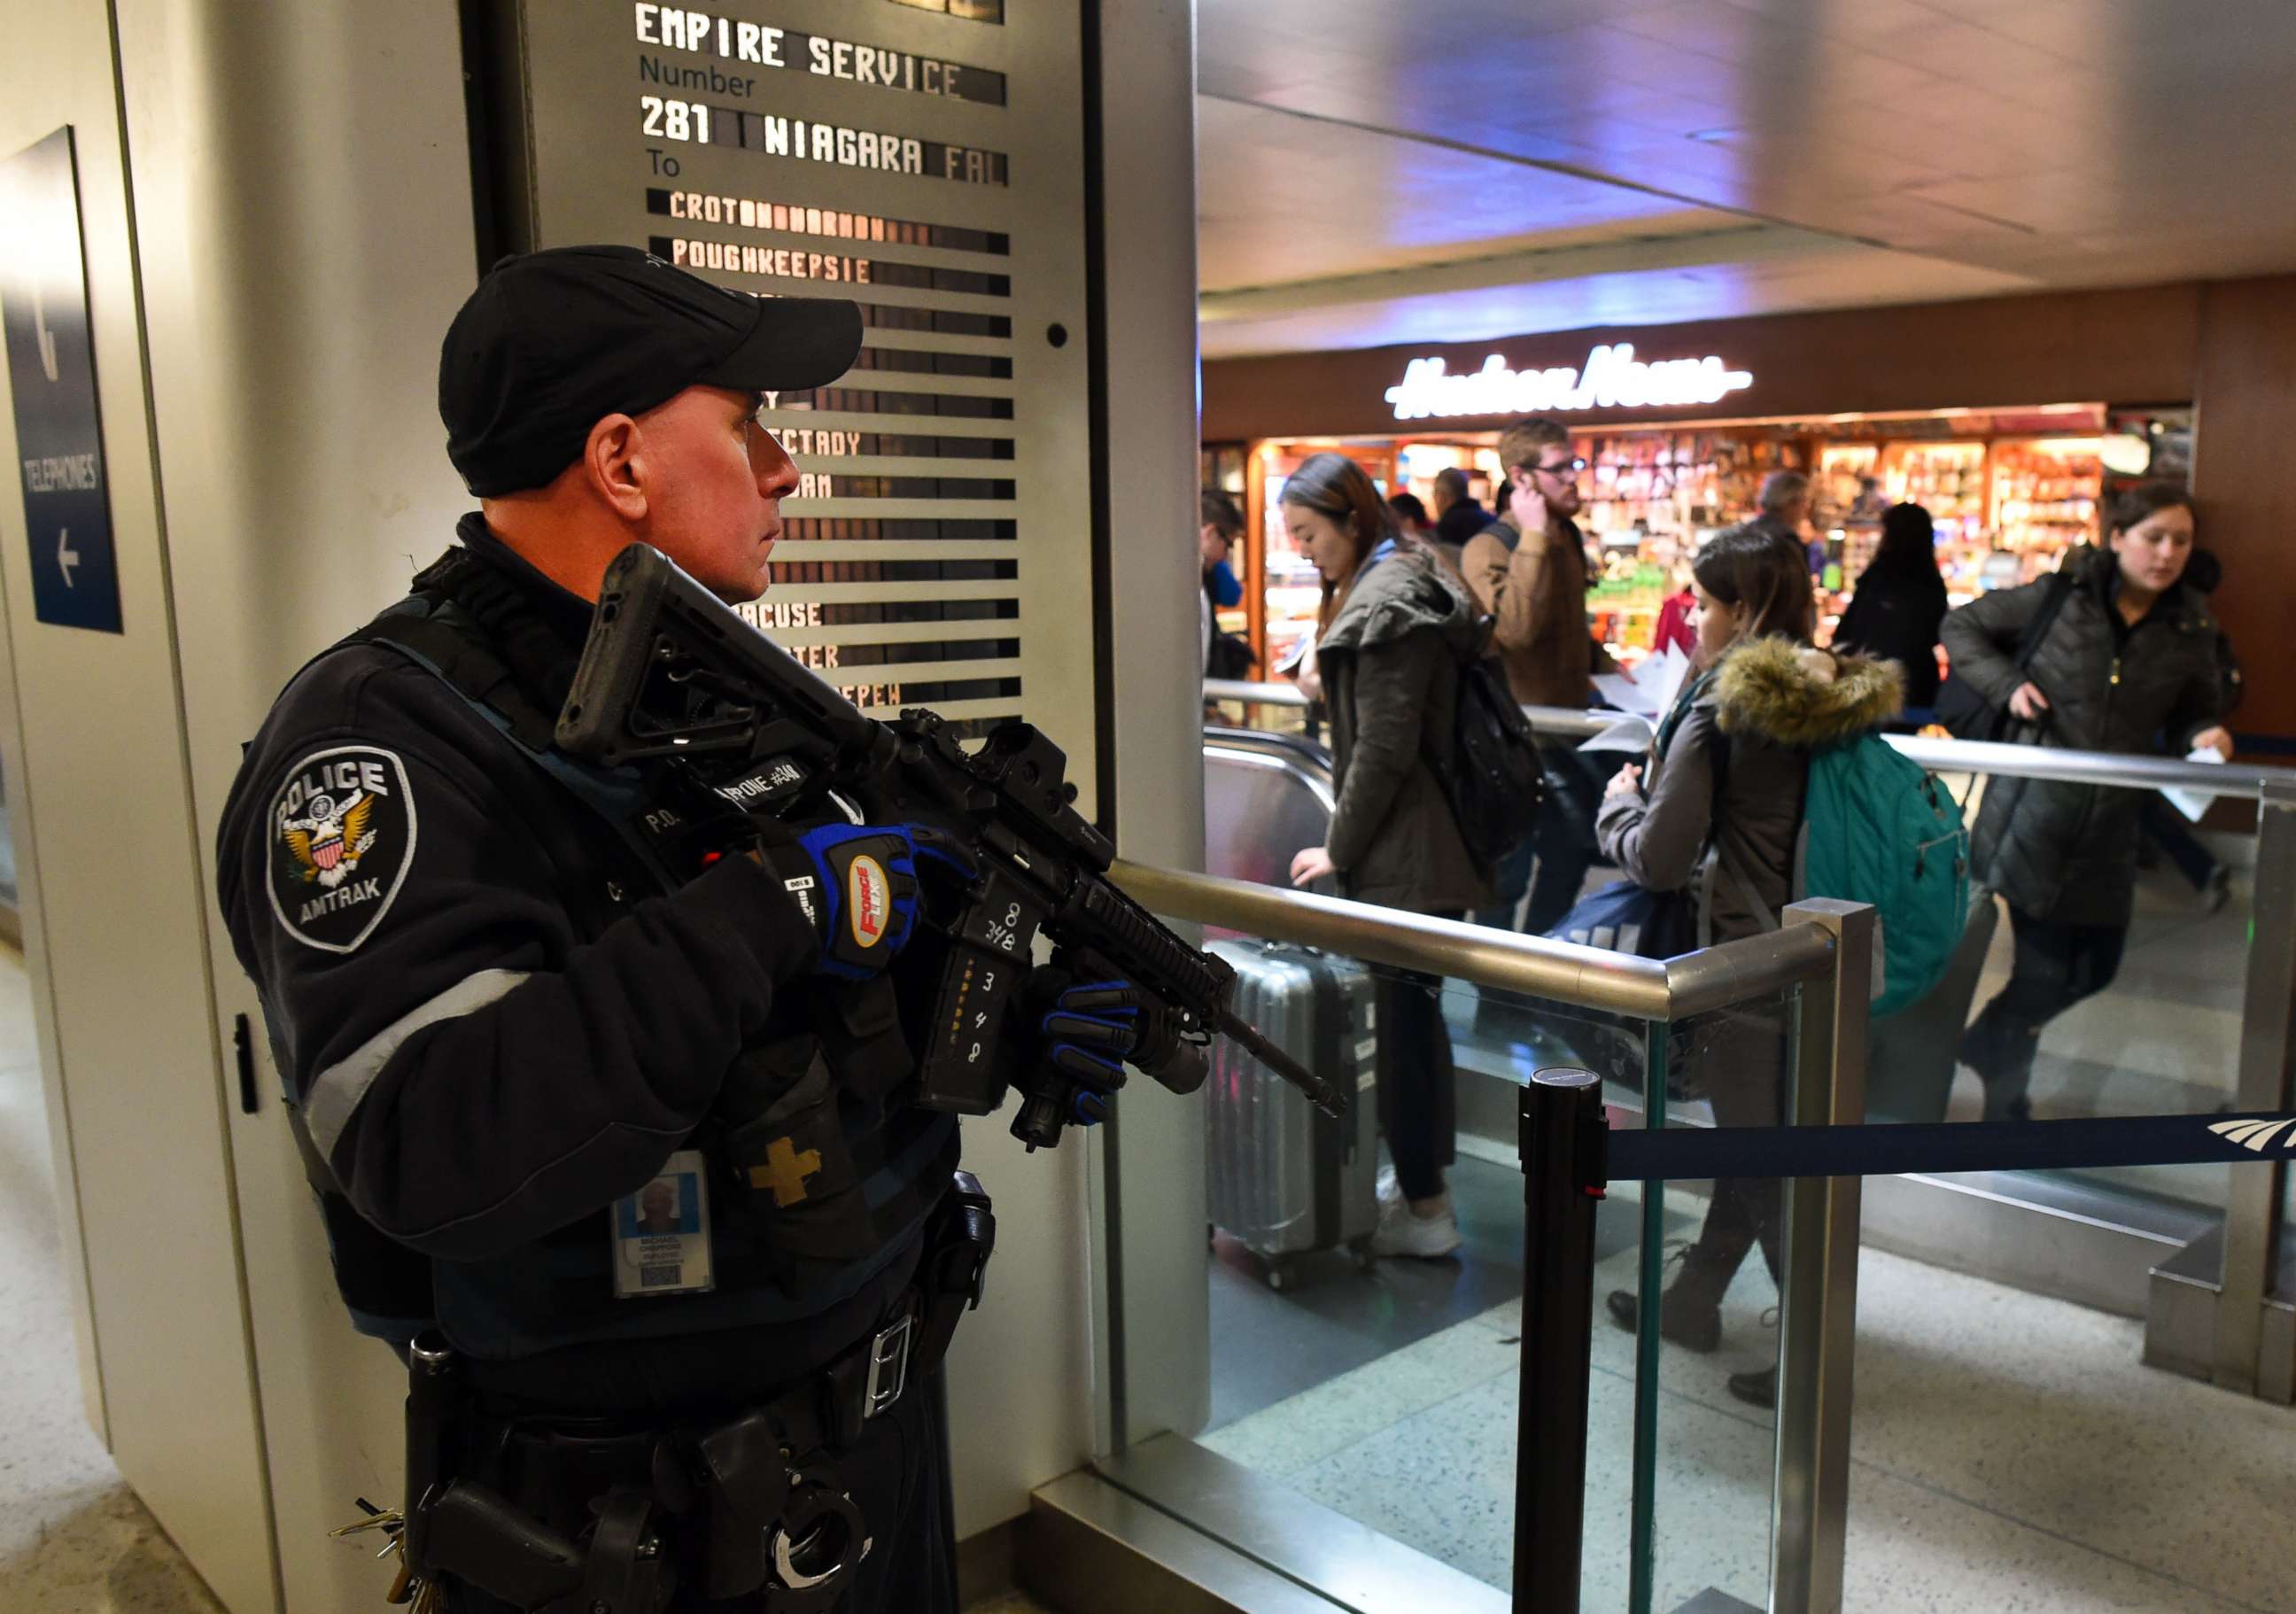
[752,1136,825,1207]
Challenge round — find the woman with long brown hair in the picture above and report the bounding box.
[1283,453,1492,1259]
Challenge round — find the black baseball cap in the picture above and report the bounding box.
[439,244,863,496]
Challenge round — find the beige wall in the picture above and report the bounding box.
[0,6,276,1610]
[110,1,486,1608]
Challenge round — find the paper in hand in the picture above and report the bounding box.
[1593,644,1692,721]
[1579,715,1656,755]
[2161,747,2228,825]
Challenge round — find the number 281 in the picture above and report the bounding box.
[641,96,710,143]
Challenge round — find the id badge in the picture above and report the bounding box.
[609,1148,716,1298]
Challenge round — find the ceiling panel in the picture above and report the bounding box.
[1197,97,1716,291]
[1200,242,2032,360]
[1196,0,2296,353]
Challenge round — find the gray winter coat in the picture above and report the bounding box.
[1596,637,1902,944]
[1938,546,2222,927]
[1318,546,1494,916]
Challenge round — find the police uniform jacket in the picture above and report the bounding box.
[217,519,950,1399]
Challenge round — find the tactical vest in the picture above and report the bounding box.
[280,547,957,1359]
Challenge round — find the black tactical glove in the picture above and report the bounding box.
[1021,960,1198,1127]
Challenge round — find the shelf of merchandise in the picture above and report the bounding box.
[1990,438,2103,558]
[1591,562,1671,671]
[1567,430,1811,565]
[1882,439,1988,532]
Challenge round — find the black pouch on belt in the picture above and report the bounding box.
[695,1411,792,1600]
[916,1169,996,1374]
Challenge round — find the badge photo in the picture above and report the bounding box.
[267,744,419,954]
[611,1149,716,1298]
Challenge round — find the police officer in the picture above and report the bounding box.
[217,246,1152,1612]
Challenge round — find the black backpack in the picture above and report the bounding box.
[1431,617,1547,869]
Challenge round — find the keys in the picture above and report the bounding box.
[330,1496,405,1541]
[332,1498,438,1608]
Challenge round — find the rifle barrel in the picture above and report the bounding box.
[1216,1010,1350,1118]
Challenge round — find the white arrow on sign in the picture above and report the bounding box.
[56,527,79,587]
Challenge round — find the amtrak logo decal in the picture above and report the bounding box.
[268,745,418,953]
[2209,1117,2296,1152]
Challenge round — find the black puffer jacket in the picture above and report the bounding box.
[1939,546,2222,927]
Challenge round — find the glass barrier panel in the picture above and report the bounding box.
[2281,1163,2294,1303]
[1608,990,1798,1614]
[1183,945,1662,1603]
[1925,771,2254,1262]
[1455,972,1674,1607]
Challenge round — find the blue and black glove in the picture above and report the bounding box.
[755,819,974,981]
[1023,960,1200,1128]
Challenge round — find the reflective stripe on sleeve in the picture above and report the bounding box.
[303,968,533,1160]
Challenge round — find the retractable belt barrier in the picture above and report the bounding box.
[1510,1071,2296,1614]
[1603,1108,2296,1183]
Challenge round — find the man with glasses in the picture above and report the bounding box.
[1460,416,1610,957]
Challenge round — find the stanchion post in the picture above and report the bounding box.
[2219,779,2296,1399]
[1772,899,1873,1614]
[1516,1067,1605,1614]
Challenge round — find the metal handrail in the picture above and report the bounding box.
[1204,677,2296,799]
[1110,858,1835,1020]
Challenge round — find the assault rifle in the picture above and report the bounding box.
[556,542,1346,1151]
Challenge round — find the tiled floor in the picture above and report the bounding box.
[1206,1203,2296,1611]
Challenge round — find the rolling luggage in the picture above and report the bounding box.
[1205,940,1381,1289]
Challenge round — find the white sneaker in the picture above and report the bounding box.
[1372,1197,1462,1260]
[1376,1164,1402,1213]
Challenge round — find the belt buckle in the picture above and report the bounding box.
[863,1312,913,1420]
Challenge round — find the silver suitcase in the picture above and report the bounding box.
[1206,940,1381,1288]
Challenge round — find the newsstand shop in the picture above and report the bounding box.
[1201,276,2296,756]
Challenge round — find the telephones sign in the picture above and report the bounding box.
[2,127,123,634]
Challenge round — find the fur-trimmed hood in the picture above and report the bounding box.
[1710,635,1903,749]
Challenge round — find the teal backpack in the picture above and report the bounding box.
[1721,734,1969,1020]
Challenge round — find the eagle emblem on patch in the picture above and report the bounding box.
[267,745,419,953]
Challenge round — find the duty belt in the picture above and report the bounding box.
[387,1170,995,1613]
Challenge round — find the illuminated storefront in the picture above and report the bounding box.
[1204,297,2204,679]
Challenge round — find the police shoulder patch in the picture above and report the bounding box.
[266,744,419,953]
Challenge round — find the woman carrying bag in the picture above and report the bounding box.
[1594,524,1901,1407]
[1941,483,2230,1121]
[1285,454,1493,1261]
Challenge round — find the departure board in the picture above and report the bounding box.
[468,0,1088,741]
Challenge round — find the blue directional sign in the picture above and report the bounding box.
[2,128,123,634]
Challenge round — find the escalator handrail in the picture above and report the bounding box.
[1204,678,2295,798]
[1110,858,1838,1021]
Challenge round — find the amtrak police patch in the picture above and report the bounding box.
[267,745,418,953]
